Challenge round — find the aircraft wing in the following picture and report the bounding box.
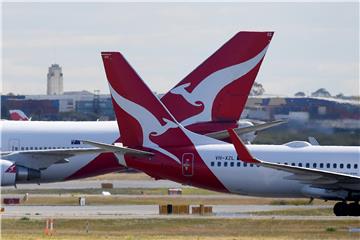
[227,129,360,192]
[1,147,108,170]
[205,120,285,141]
[259,161,360,191]
[1,143,153,171]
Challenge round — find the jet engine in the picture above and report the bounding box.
[1,160,41,186]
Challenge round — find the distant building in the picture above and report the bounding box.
[244,96,360,123]
[47,64,63,95]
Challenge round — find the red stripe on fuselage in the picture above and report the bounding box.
[65,152,125,180]
[125,146,230,193]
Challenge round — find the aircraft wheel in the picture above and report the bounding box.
[348,202,360,216]
[333,202,348,216]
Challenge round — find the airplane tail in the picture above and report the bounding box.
[102,52,228,192]
[9,110,30,121]
[161,31,273,126]
[101,52,216,151]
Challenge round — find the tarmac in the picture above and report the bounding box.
[1,179,357,221]
[1,204,340,220]
[1,179,182,190]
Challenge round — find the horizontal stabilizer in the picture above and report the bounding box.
[206,120,285,141]
[81,140,154,157]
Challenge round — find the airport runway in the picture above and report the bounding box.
[1,180,182,190]
[1,204,336,220]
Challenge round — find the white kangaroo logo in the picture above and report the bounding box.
[170,45,269,127]
[109,84,180,164]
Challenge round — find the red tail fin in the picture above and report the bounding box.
[161,31,273,126]
[102,52,196,150]
[9,110,29,121]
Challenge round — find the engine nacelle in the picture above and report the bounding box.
[1,160,41,186]
[237,120,257,143]
[1,160,16,186]
[301,186,348,200]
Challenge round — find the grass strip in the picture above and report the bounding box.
[1,218,359,240]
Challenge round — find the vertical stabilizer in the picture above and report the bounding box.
[161,31,273,126]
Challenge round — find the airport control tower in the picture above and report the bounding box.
[47,64,63,95]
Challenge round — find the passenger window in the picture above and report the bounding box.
[21,147,24,150]
[224,162,228,167]
[333,163,337,168]
[25,147,29,150]
[298,163,302,167]
[326,163,330,168]
[291,163,295,166]
[30,147,33,150]
[230,162,234,167]
[14,147,18,151]
[313,163,317,168]
[39,147,42,150]
[211,162,214,167]
[244,163,247,167]
[306,163,310,168]
[340,164,344,169]
[320,163,323,168]
[44,147,47,149]
[217,162,221,167]
[237,162,241,167]
[35,147,38,150]
[355,164,358,169]
[347,164,351,169]
[250,164,254,167]
[284,162,288,165]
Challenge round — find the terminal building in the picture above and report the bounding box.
[242,96,360,130]
[2,93,359,129]
[1,63,359,127]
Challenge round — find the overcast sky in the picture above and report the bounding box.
[1,2,359,96]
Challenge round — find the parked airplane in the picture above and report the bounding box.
[1,31,275,186]
[89,51,360,216]
[9,110,30,121]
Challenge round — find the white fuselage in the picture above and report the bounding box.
[1,121,120,182]
[195,143,360,198]
[1,120,359,200]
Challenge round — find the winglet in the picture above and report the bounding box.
[227,128,261,164]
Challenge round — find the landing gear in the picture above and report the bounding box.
[333,202,348,216]
[348,202,360,216]
[333,201,360,216]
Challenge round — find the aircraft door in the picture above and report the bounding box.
[8,138,20,151]
[182,153,194,177]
